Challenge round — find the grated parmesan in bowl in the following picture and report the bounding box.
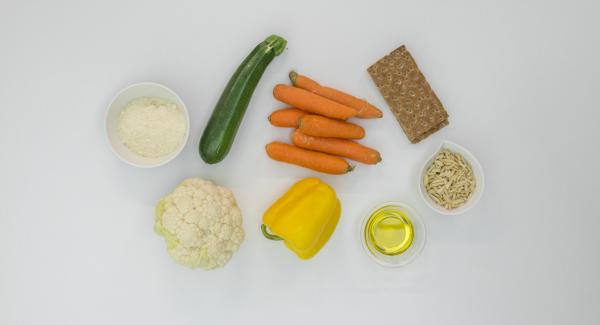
[419,141,485,215]
[105,82,189,168]
[117,97,186,158]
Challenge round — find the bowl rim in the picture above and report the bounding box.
[418,140,485,215]
[104,81,190,168]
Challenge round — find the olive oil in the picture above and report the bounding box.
[365,205,414,256]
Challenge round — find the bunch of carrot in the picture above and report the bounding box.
[265,71,383,175]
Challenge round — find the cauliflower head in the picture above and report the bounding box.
[154,178,244,270]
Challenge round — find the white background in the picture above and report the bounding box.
[1,0,599,324]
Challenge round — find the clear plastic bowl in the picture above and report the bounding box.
[360,201,427,267]
[419,140,485,215]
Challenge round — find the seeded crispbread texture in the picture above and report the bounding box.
[368,45,449,143]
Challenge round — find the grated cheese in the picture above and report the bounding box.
[117,97,186,158]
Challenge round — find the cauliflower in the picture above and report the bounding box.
[154,178,244,270]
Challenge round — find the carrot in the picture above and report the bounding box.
[265,141,353,175]
[272,84,357,120]
[291,130,381,165]
[289,71,383,119]
[268,108,306,128]
[299,115,365,139]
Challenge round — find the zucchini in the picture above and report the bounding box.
[199,35,287,164]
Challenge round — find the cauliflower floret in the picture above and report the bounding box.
[154,178,244,270]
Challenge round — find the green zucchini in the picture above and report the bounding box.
[199,35,287,164]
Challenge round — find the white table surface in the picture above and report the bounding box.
[1,0,599,324]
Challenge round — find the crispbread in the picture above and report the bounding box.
[368,45,449,143]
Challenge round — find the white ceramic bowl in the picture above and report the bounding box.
[360,201,427,268]
[419,140,485,215]
[105,82,190,168]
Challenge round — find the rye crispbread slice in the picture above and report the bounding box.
[368,45,449,143]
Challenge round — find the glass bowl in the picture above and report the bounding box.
[360,201,426,267]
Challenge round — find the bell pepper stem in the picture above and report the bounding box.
[261,224,283,241]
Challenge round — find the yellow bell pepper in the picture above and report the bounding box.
[261,178,341,260]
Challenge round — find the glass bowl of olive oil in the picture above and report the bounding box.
[360,202,426,267]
